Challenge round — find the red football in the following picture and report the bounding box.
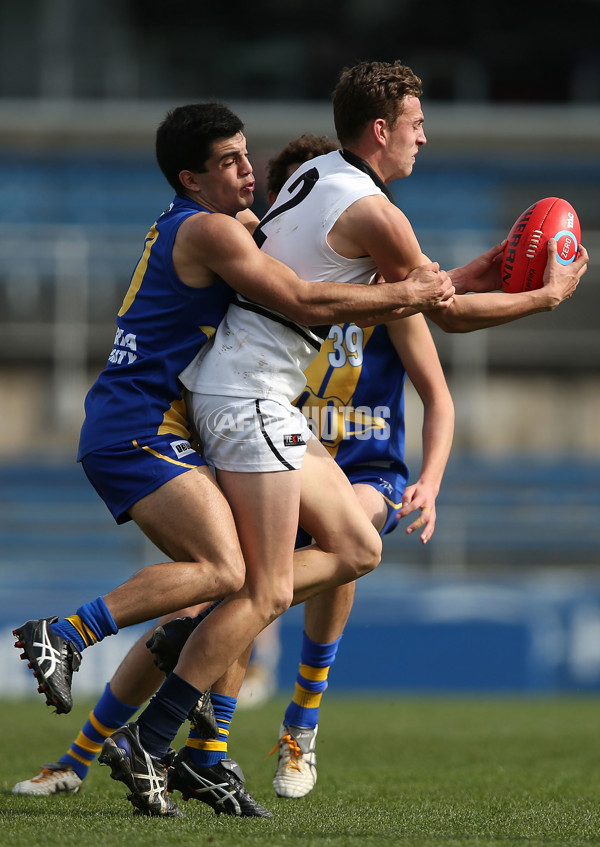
[501,197,581,293]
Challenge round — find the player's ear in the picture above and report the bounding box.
[372,119,387,146]
[179,169,200,192]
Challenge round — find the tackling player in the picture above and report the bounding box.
[99,60,588,817]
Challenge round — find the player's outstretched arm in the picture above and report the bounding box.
[355,263,455,327]
[448,241,505,294]
[179,211,455,325]
[426,240,588,333]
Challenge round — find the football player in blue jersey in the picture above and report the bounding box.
[12,102,457,816]
[15,97,585,813]
[12,131,454,813]
[14,62,587,818]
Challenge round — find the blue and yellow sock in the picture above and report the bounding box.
[50,597,118,652]
[137,672,202,760]
[283,631,342,729]
[58,682,138,779]
[186,692,236,768]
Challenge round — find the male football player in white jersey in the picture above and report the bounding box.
[14,100,459,817]
[97,60,586,816]
[12,131,454,815]
[237,135,454,797]
[14,63,587,820]
[13,94,461,812]
[177,60,587,799]
[12,130,454,818]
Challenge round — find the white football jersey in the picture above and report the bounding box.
[180,150,388,404]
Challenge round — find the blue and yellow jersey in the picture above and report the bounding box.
[78,195,234,460]
[295,323,409,477]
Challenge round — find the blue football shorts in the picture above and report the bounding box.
[295,463,407,547]
[80,434,208,524]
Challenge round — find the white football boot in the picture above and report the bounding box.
[272,723,318,798]
[12,763,82,795]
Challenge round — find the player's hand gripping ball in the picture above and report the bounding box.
[501,197,580,293]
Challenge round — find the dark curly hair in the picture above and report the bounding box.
[266,134,339,196]
[333,60,422,146]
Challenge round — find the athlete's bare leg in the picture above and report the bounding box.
[290,446,382,606]
[101,467,246,627]
[171,438,381,693]
[173,465,302,691]
[302,482,388,643]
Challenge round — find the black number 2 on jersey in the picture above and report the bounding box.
[253,166,320,248]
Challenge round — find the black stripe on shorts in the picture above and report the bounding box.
[255,399,295,471]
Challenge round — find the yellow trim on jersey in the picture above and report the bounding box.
[157,396,191,439]
[337,410,389,438]
[299,325,376,458]
[198,325,217,341]
[157,325,216,438]
[118,225,159,317]
[302,326,374,406]
[132,439,199,469]
[299,663,330,683]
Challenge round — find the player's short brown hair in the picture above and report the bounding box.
[333,60,422,146]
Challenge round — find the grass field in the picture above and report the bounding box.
[1,695,600,847]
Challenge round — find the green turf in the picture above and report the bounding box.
[1,696,600,847]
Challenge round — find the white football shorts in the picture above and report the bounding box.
[189,393,313,472]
